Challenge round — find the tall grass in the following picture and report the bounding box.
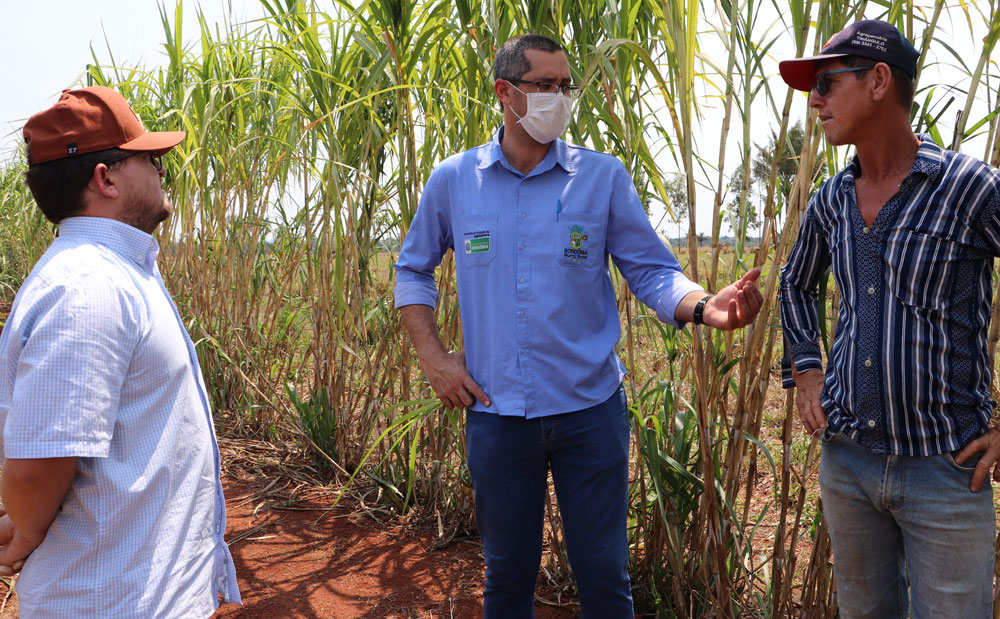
[1,0,998,614]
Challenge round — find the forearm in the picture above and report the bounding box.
[399,304,448,367]
[399,303,490,408]
[1,457,77,545]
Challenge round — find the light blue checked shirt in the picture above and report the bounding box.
[394,129,704,416]
[781,136,1000,456]
[0,217,240,618]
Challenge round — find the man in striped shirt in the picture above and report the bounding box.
[780,20,1000,618]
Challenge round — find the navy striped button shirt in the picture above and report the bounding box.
[780,136,1000,456]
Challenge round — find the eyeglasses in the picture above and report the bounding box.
[506,79,581,99]
[106,151,163,172]
[811,67,872,96]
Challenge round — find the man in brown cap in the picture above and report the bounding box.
[779,20,1000,618]
[0,86,240,617]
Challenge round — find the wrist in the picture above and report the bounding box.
[692,294,714,325]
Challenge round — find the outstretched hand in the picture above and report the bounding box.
[955,427,1000,493]
[701,267,764,330]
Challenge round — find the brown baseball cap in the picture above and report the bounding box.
[23,86,186,164]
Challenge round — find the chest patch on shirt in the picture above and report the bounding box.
[563,224,590,262]
[464,229,490,254]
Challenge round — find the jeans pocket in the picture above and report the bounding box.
[821,426,843,443]
[942,450,982,473]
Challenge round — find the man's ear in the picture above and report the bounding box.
[870,62,893,102]
[89,163,121,199]
[494,78,513,110]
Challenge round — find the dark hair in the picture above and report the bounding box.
[842,55,915,111]
[493,34,563,82]
[24,148,129,224]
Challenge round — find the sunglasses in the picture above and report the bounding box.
[811,66,872,96]
[106,151,163,172]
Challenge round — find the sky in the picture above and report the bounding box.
[0,1,267,156]
[1,1,993,236]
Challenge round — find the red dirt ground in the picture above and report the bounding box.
[212,476,577,619]
[0,304,577,618]
[0,468,578,619]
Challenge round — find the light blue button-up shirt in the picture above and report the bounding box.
[395,130,704,417]
[0,217,240,618]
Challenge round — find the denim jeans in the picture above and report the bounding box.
[819,431,995,619]
[465,385,633,619]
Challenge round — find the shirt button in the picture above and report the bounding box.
[863,226,870,234]
[868,420,876,428]
[521,213,527,219]
[519,277,526,283]
[520,349,526,354]
[519,244,526,250]
[867,287,875,295]
[864,358,872,367]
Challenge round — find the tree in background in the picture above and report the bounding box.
[726,121,823,239]
[664,174,688,248]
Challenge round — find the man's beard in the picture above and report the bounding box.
[121,191,171,234]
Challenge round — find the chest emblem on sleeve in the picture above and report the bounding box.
[564,225,589,262]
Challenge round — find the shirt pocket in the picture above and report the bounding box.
[885,230,956,311]
[457,214,498,267]
[554,214,604,268]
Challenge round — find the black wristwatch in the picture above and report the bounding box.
[692,294,713,325]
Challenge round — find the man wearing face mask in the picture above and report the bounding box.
[394,34,763,617]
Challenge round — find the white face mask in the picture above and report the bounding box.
[506,81,573,144]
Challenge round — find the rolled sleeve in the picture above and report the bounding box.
[606,163,704,329]
[393,169,452,310]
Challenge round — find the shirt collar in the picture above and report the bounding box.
[478,126,575,176]
[58,216,160,273]
[911,133,945,180]
[841,133,944,190]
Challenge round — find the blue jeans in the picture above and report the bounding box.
[819,431,995,619]
[466,385,633,619]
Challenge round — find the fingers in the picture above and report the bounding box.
[431,355,490,410]
[969,458,993,493]
[725,269,763,327]
[799,404,827,437]
[0,559,25,577]
[464,377,491,408]
[441,386,474,410]
[727,298,739,328]
[739,267,762,286]
[956,431,1000,493]
[973,439,1000,493]
[954,437,985,465]
[729,285,763,327]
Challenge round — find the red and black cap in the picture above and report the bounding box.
[779,20,920,92]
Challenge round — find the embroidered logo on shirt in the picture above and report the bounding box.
[563,225,589,262]
[464,230,490,254]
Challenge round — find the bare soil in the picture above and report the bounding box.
[212,467,578,618]
[0,429,577,618]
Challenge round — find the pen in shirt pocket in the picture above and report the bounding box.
[556,198,562,221]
